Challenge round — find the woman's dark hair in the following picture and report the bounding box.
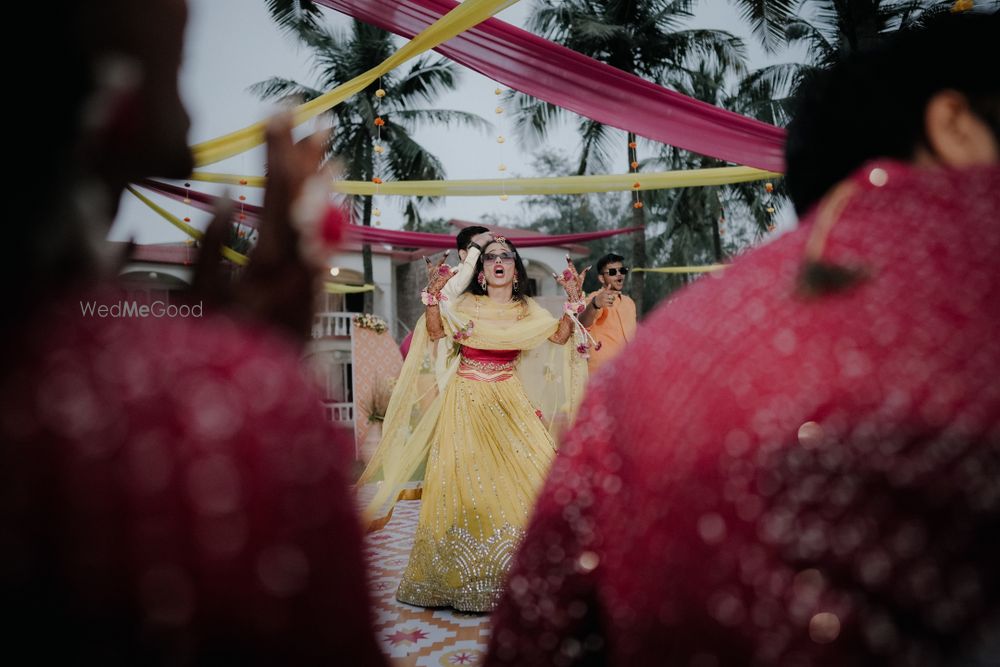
[465,238,530,301]
[456,225,490,252]
[785,10,1000,216]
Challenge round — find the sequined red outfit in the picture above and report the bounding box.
[485,163,1000,666]
[0,288,387,665]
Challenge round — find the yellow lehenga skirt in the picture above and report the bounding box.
[395,351,557,612]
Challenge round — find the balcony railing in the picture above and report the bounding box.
[323,401,354,425]
[312,311,354,339]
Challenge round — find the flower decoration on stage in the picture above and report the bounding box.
[633,201,644,209]
[496,135,506,144]
[765,182,774,193]
[375,88,386,98]
[951,0,973,12]
[372,177,383,184]
[499,194,509,201]
[453,320,475,342]
[628,141,637,149]
[632,182,641,189]
[354,313,388,334]
[374,144,384,154]
[630,161,639,169]
[373,117,385,127]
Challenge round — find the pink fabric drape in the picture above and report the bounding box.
[355,225,642,248]
[138,180,642,248]
[313,0,786,172]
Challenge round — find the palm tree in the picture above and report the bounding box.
[512,0,748,315]
[255,4,489,312]
[735,0,955,127]
[638,59,783,305]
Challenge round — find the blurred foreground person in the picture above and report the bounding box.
[486,12,1000,667]
[1,1,386,664]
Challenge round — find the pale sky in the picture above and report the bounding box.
[110,0,802,245]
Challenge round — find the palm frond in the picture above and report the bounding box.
[393,109,493,133]
[395,56,461,105]
[729,0,797,53]
[264,0,324,35]
[510,92,565,145]
[575,119,619,175]
[246,77,322,103]
[383,125,448,183]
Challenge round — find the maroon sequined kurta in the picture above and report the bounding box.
[1,293,387,666]
[486,163,1000,666]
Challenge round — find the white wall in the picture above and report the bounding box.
[327,251,396,332]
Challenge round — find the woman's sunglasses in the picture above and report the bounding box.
[484,251,516,263]
[604,267,629,276]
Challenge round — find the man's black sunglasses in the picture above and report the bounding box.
[604,267,629,276]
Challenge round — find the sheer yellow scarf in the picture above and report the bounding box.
[358,293,587,529]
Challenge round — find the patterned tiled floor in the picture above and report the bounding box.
[364,499,491,666]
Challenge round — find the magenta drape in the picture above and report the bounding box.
[137,179,641,248]
[313,0,786,172]
[354,225,642,248]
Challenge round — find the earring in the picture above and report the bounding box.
[478,271,487,290]
[513,276,519,292]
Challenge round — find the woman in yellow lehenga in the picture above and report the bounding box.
[359,237,590,612]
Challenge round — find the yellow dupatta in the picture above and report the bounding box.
[358,293,588,529]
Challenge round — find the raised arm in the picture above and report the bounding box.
[441,231,491,301]
[549,256,590,344]
[422,252,453,341]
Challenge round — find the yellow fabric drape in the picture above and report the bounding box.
[358,294,587,528]
[190,0,519,166]
[188,166,779,196]
[323,282,375,294]
[633,264,728,274]
[129,186,376,294]
[127,186,248,266]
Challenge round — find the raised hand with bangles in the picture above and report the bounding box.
[422,250,453,341]
[551,254,591,345]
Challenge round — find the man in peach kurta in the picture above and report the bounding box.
[580,253,637,374]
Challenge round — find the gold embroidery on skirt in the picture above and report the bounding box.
[396,523,523,612]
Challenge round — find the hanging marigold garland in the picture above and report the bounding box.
[629,140,643,209]
[371,78,387,226]
[495,84,509,201]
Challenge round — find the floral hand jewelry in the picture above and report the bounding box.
[553,256,601,358]
[453,320,475,341]
[421,290,447,306]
